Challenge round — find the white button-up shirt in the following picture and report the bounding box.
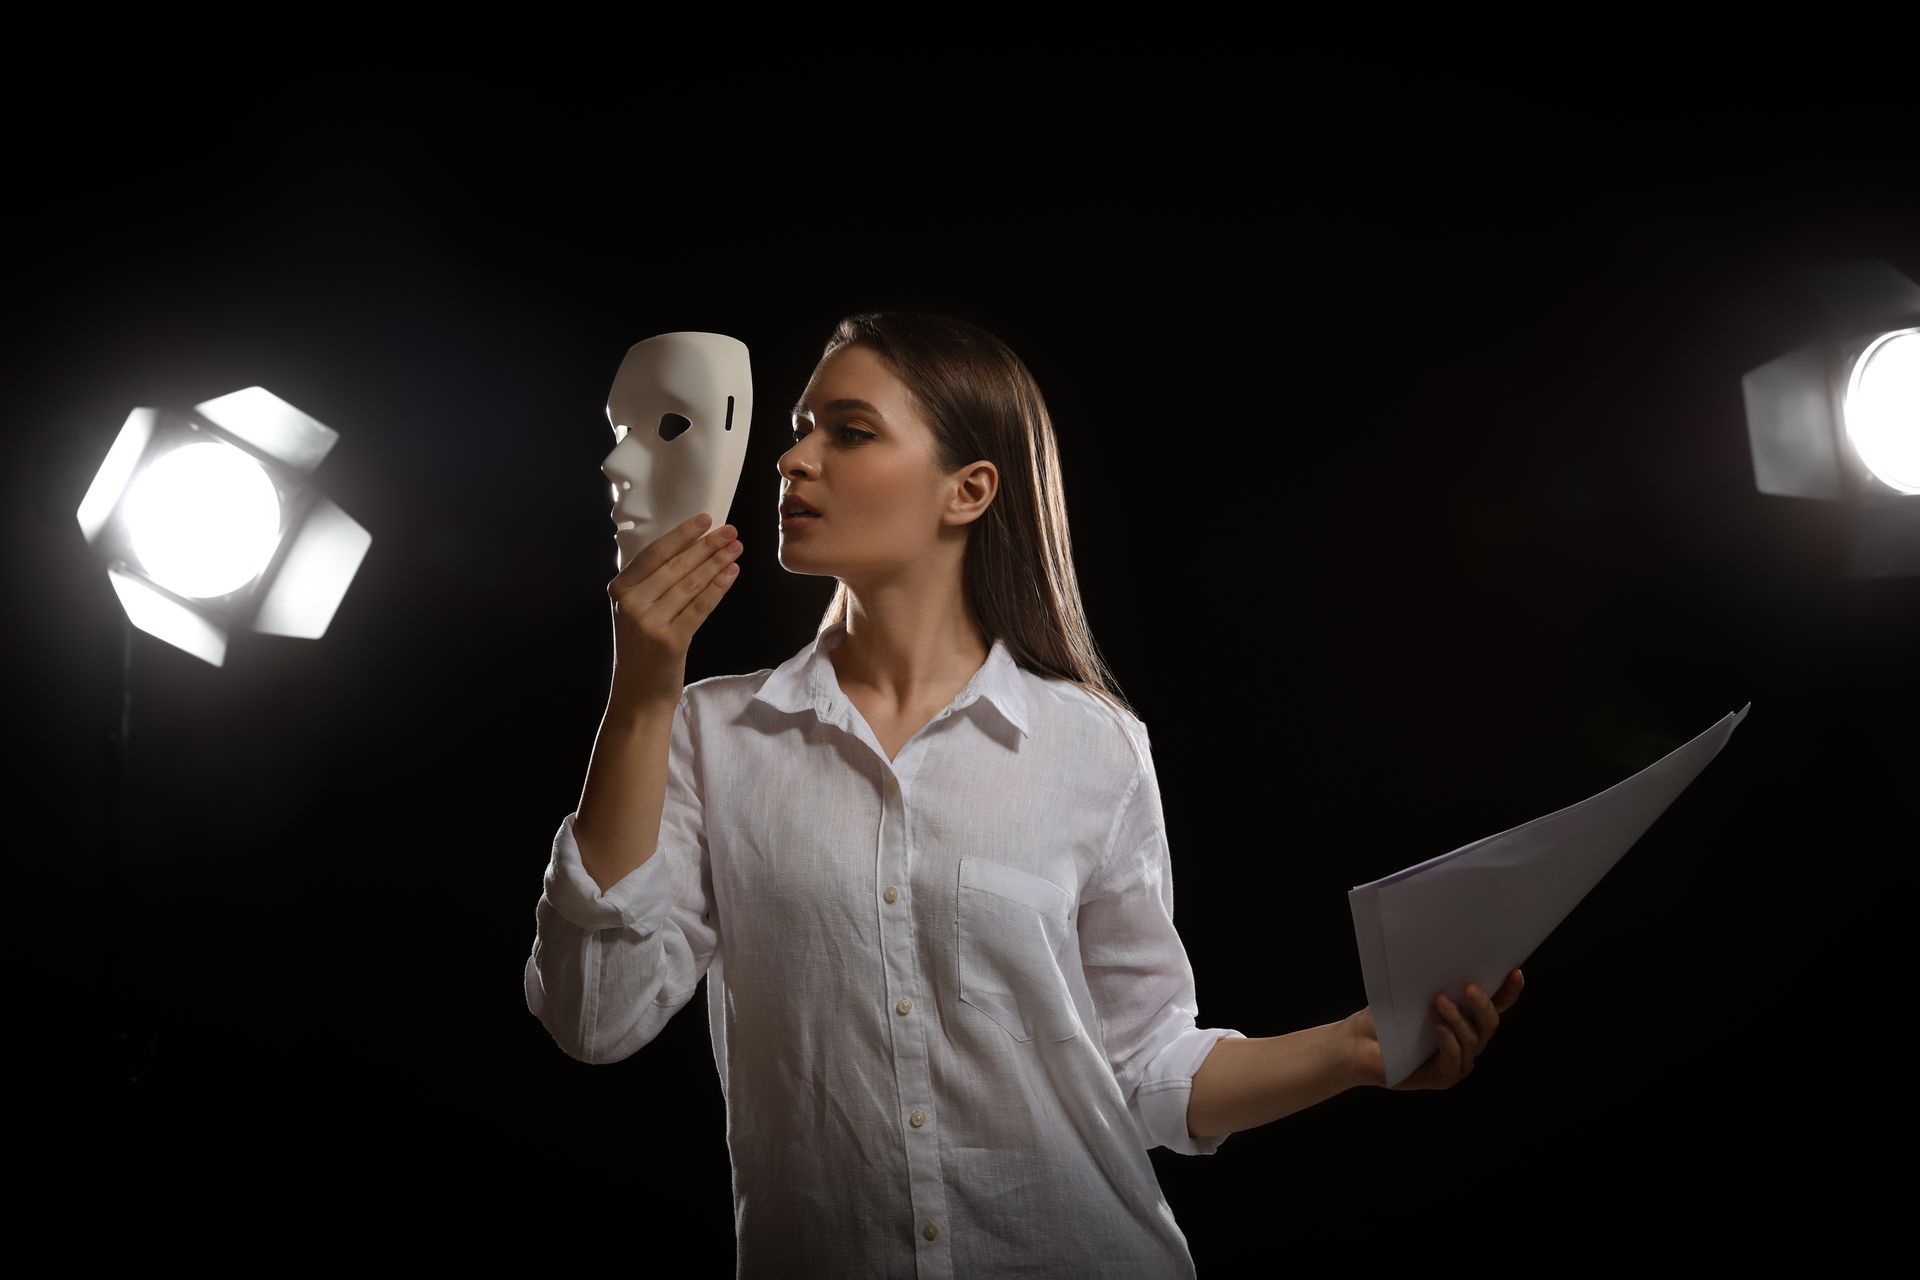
[525,616,1246,1278]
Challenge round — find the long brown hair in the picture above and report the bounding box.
[811,311,1139,724]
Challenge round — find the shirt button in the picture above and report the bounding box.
[896,997,912,1015]
[923,1223,939,1241]
[910,1109,925,1127]
[884,886,899,903]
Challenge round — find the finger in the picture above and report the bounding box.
[1436,993,1480,1063]
[611,513,727,598]
[1464,983,1500,1040]
[1433,1009,1462,1081]
[611,512,711,596]
[673,539,744,629]
[1440,1002,1477,1080]
[659,537,743,627]
[1497,968,1525,1012]
[622,524,738,616]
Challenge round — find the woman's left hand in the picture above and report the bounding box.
[1343,968,1524,1090]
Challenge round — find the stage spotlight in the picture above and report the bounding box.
[75,386,372,665]
[1742,259,1920,578]
[1843,327,1919,496]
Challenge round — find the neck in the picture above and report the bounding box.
[830,594,989,711]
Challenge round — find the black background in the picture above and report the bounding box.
[8,54,1913,1262]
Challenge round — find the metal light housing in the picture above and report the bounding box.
[75,386,372,666]
[1742,259,1920,578]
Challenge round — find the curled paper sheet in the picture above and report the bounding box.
[1348,702,1753,1088]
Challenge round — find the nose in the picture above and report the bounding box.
[779,443,816,479]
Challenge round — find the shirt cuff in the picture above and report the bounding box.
[1135,1026,1249,1156]
[541,811,676,936]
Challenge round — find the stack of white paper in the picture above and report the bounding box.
[1349,701,1752,1087]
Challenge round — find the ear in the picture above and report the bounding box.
[954,461,998,519]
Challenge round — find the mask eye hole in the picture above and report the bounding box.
[658,412,692,443]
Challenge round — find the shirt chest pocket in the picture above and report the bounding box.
[956,857,1082,1044]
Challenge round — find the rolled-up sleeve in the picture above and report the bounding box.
[524,692,720,1065]
[1077,728,1246,1156]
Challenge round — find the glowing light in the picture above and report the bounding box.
[124,442,283,599]
[1843,327,1920,495]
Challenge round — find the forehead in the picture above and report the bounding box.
[793,345,911,421]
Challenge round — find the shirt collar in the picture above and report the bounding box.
[752,615,1031,740]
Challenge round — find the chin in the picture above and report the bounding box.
[778,554,836,578]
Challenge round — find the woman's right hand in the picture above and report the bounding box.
[606,512,744,713]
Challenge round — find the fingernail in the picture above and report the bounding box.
[696,512,712,528]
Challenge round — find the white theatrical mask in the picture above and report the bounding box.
[602,331,753,573]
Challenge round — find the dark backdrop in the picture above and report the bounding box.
[8,56,1911,1262]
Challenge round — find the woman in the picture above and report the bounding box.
[525,312,1522,1277]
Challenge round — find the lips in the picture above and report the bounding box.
[780,495,823,517]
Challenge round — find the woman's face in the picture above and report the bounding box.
[776,344,984,581]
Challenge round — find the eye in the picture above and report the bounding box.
[791,423,874,443]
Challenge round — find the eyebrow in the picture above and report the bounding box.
[791,397,887,424]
